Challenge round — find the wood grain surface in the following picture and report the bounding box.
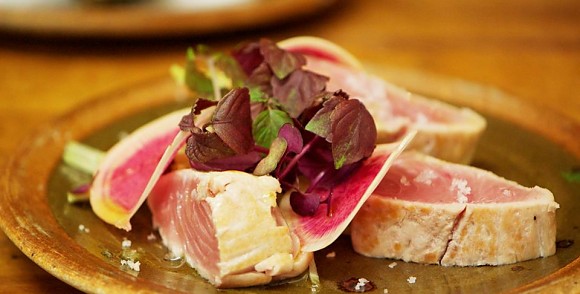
[0,0,578,292]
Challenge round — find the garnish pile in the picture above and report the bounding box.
[175,39,378,216]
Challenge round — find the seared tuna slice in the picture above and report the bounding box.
[148,170,311,288]
[351,152,558,266]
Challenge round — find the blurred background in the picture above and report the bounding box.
[0,0,578,291]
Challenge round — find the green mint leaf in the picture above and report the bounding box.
[252,109,292,148]
[184,48,215,99]
[249,86,269,102]
[562,168,580,183]
[330,99,377,169]
[253,137,287,176]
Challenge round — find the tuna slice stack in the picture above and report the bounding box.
[301,56,486,164]
[350,151,559,266]
[148,170,312,288]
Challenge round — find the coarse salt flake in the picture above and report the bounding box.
[407,276,417,284]
[121,259,141,272]
[400,176,410,186]
[78,224,90,233]
[502,189,513,197]
[354,278,369,292]
[413,169,437,185]
[450,178,471,203]
[122,239,132,249]
[326,251,336,258]
[383,289,389,294]
[388,262,397,268]
[147,233,157,241]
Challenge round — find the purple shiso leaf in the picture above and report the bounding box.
[260,38,306,80]
[186,131,236,163]
[271,69,329,118]
[330,99,377,169]
[278,123,303,154]
[304,94,347,141]
[212,88,254,154]
[290,191,321,216]
[231,41,263,76]
[190,151,262,172]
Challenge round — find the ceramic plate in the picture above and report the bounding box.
[0,68,578,293]
[0,0,336,38]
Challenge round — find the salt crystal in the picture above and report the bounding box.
[122,239,132,249]
[388,262,397,268]
[407,276,417,284]
[326,251,336,258]
[383,289,389,294]
[502,189,513,197]
[450,178,471,203]
[354,278,369,292]
[147,233,157,241]
[400,176,410,186]
[78,224,90,233]
[413,169,437,185]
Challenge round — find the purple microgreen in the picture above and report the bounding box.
[190,151,262,172]
[253,137,288,176]
[185,132,236,163]
[330,99,377,168]
[278,124,303,154]
[272,69,329,118]
[212,88,254,154]
[260,38,306,80]
[231,41,263,76]
[278,135,321,181]
[178,106,200,132]
[247,62,274,95]
[304,93,348,140]
[67,183,91,204]
[289,190,321,216]
[252,109,293,148]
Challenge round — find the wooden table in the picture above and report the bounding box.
[0,0,578,292]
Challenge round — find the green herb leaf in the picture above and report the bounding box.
[562,168,580,183]
[253,109,292,148]
[184,52,215,99]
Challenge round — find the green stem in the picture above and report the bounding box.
[63,141,105,174]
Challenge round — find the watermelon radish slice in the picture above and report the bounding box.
[90,107,214,230]
[279,130,417,252]
[277,36,363,70]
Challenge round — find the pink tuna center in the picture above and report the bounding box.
[374,156,542,204]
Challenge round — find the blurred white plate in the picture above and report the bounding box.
[0,0,337,38]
